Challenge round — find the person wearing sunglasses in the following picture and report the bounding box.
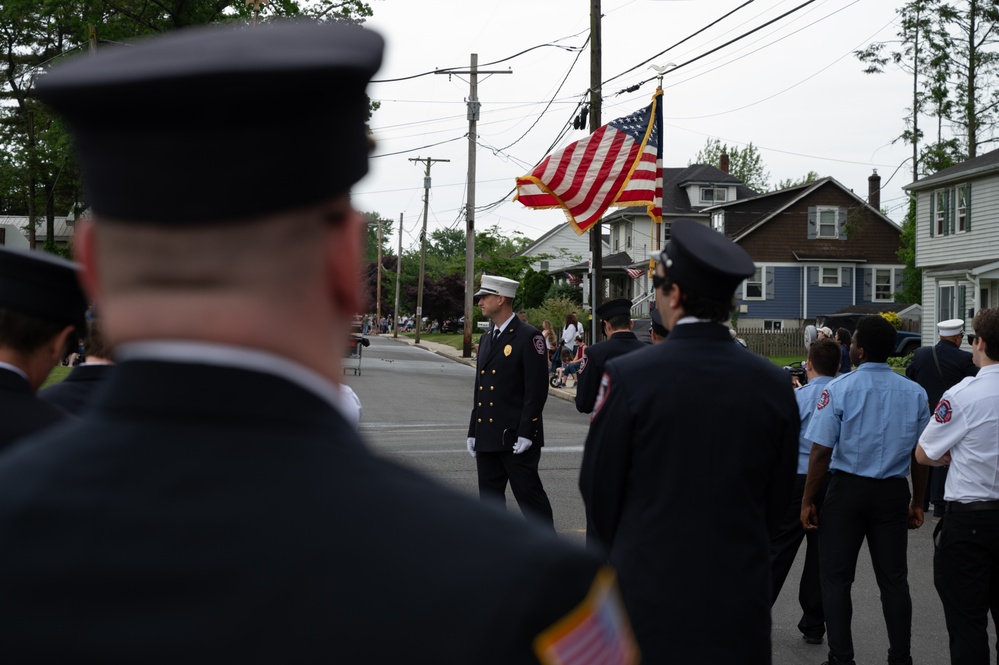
[906,318,978,517]
[917,308,999,665]
[579,218,799,663]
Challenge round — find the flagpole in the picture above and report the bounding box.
[589,0,602,344]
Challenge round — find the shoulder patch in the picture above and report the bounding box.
[534,568,639,665]
[816,389,830,410]
[591,373,612,422]
[533,335,546,355]
[934,399,953,424]
[579,352,588,374]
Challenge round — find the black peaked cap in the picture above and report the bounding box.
[596,298,632,321]
[658,219,755,301]
[34,21,384,224]
[0,247,88,334]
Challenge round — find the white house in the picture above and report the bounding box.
[0,218,31,249]
[515,222,609,276]
[903,148,999,346]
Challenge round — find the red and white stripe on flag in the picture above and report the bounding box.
[533,568,639,665]
[625,268,643,280]
[515,88,663,236]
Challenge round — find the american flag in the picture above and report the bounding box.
[534,569,639,665]
[515,88,663,235]
[566,272,582,286]
[625,268,643,280]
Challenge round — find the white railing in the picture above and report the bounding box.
[631,289,654,317]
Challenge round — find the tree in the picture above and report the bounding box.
[691,138,771,192]
[362,212,394,265]
[516,268,553,310]
[774,171,820,190]
[895,199,922,305]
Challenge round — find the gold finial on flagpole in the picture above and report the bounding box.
[246,0,270,27]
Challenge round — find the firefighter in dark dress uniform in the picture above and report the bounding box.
[0,247,88,451]
[574,298,646,414]
[906,318,978,516]
[0,23,638,664]
[39,310,114,416]
[467,274,555,529]
[579,218,799,664]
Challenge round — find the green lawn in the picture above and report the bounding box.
[401,332,468,351]
[42,365,72,388]
[769,355,806,368]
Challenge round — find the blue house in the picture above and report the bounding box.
[703,173,907,331]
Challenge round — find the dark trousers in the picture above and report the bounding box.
[934,511,999,665]
[771,474,826,637]
[476,444,554,530]
[819,473,912,664]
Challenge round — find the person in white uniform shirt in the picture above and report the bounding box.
[916,307,999,665]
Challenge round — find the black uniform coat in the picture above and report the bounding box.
[0,367,69,452]
[0,360,606,663]
[905,339,978,407]
[579,322,798,664]
[38,364,114,416]
[468,318,549,452]
[574,331,646,413]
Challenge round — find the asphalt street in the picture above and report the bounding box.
[345,335,979,664]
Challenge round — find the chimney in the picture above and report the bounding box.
[868,169,881,210]
[720,152,730,174]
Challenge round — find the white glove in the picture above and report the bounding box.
[512,436,533,455]
[466,437,476,458]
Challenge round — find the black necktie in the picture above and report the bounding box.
[492,328,501,343]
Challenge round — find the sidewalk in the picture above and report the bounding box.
[388,334,578,403]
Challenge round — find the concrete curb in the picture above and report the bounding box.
[382,334,577,403]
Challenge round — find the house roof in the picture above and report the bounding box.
[562,251,635,273]
[904,147,999,191]
[705,176,899,243]
[514,223,609,258]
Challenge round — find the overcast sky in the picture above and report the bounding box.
[354,0,913,253]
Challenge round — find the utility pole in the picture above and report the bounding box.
[409,156,449,344]
[375,215,383,330]
[589,0,603,343]
[437,56,510,357]
[393,212,402,339]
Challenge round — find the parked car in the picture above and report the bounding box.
[815,312,920,357]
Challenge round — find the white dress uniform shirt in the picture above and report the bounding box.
[919,364,999,503]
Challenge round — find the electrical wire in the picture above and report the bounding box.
[371,42,585,83]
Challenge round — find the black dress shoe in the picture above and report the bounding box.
[803,634,823,644]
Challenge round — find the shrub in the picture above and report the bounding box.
[879,311,902,330]
[887,353,913,369]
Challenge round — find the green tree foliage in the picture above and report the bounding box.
[692,138,771,192]
[544,281,583,306]
[516,268,553,310]
[527,297,579,340]
[856,0,999,169]
[362,212,394,264]
[775,171,820,190]
[895,198,922,305]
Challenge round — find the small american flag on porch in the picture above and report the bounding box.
[625,268,643,280]
[566,272,582,286]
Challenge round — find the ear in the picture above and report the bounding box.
[74,220,103,306]
[48,325,76,363]
[324,208,363,318]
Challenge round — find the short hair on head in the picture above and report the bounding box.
[659,271,735,322]
[808,338,841,376]
[83,314,111,359]
[835,327,851,346]
[0,308,73,356]
[605,313,631,330]
[973,308,999,361]
[854,315,895,363]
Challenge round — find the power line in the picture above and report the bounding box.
[370,42,584,83]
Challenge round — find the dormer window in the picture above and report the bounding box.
[699,187,727,204]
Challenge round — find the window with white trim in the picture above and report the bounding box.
[935,190,947,236]
[820,266,841,287]
[700,187,727,204]
[540,260,549,271]
[939,285,955,321]
[744,267,764,300]
[957,185,968,232]
[817,207,838,238]
[711,211,725,234]
[874,269,893,302]
[764,320,783,332]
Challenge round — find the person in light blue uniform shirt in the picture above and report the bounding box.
[800,315,930,665]
[770,338,841,647]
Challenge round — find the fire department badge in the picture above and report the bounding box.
[934,399,953,424]
[504,344,512,357]
[533,335,545,355]
[579,353,588,374]
[816,389,830,410]
[591,373,612,422]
